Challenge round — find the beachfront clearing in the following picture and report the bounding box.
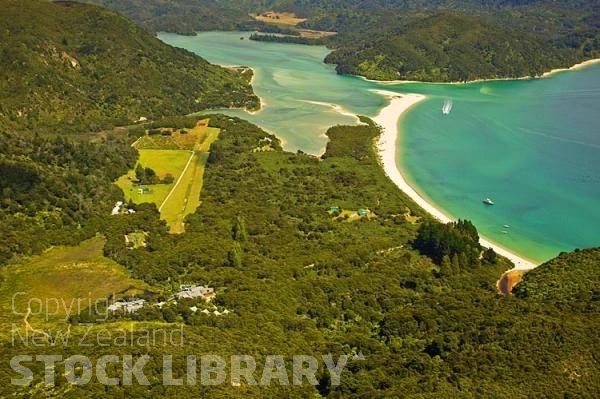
[116,120,220,233]
[251,11,306,26]
[0,237,146,334]
[250,11,336,39]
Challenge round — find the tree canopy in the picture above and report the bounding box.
[87,0,600,81]
[0,0,259,133]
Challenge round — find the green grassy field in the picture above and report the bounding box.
[0,237,147,339]
[160,153,200,233]
[138,149,191,177]
[116,122,219,233]
[161,127,220,233]
[116,149,191,206]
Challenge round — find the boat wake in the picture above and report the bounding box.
[442,99,453,115]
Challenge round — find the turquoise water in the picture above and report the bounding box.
[159,31,600,263]
[160,32,385,154]
[399,70,600,262]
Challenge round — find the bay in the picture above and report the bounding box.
[159,31,600,263]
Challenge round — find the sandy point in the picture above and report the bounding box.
[541,58,600,78]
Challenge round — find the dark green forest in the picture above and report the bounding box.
[514,248,600,306]
[0,130,137,265]
[0,0,258,134]
[87,0,600,81]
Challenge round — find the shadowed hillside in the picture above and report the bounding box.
[0,0,259,133]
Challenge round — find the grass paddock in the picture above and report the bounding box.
[115,121,220,233]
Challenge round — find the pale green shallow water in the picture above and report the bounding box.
[160,31,600,263]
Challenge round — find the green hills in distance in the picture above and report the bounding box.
[0,0,259,133]
[0,1,599,397]
[87,0,600,81]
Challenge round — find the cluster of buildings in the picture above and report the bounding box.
[107,298,146,314]
[107,284,219,316]
[176,284,216,301]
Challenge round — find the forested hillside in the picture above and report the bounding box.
[0,130,137,265]
[88,0,600,81]
[0,0,259,264]
[324,12,582,81]
[83,0,258,34]
[2,116,599,397]
[0,0,259,133]
[100,117,600,396]
[514,248,600,306]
